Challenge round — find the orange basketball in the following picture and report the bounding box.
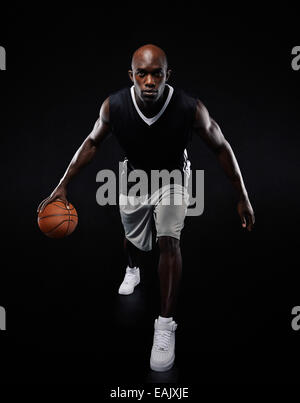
[38,200,78,238]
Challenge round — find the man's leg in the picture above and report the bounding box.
[150,234,180,372]
[119,198,153,295]
[119,237,141,295]
[124,237,140,268]
[150,192,187,372]
[157,236,182,318]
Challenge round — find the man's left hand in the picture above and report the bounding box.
[237,199,255,232]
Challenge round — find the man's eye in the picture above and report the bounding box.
[137,72,145,77]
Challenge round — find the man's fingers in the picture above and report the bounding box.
[241,215,247,228]
[238,202,255,232]
[38,197,53,213]
[56,197,69,209]
[37,197,50,213]
[38,195,58,213]
[247,221,252,231]
[37,201,43,213]
[38,196,69,214]
[246,213,255,232]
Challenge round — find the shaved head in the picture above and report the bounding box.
[129,44,171,107]
[131,44,168,71]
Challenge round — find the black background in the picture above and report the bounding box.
[1,6,300,391]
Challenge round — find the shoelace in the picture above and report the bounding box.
[123,272,136,285]
[153,329,172,351]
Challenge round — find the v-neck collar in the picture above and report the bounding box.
[130,84,174,126]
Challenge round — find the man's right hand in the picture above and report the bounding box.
[37,185,68,213]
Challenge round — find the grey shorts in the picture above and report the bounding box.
[119,161,190,251]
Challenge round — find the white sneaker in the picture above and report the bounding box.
[118,266,140,295]
[150,317,177,372]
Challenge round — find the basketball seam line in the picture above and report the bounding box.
[53,202,75,211]
[45,219,77,235]
[38,214,78,221]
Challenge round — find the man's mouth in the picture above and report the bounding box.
[142,90,158,97]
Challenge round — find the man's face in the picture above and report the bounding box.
[129,53,170,105]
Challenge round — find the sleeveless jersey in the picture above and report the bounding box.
[109,84,197,175]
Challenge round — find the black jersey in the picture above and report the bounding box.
[109,85,197,174]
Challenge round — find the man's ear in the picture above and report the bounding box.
[128,70,134,82]
[166,69,172,82]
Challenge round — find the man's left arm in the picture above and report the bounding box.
[193,99,255,231]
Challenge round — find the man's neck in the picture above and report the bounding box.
[134,85,169,118]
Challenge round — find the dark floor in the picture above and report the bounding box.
[1,215,299,391]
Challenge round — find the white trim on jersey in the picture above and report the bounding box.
[130,84,174,126]
[183,148,191,177]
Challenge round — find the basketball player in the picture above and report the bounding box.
[38,44,255,372]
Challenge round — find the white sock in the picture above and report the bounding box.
[158,315,173,323]
[127,266,138,271]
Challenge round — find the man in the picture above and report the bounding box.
[38,44,255,372]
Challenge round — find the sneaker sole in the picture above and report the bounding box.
[118,280,140,295]
[150,356,175,372]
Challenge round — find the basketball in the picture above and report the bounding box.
[37,200,78,238]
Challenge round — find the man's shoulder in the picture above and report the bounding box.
[109,86,131,101]
[172,86,198,113]
[173,86,198,101]
[109,87,132,121]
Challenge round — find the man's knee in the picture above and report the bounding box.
[158,236,180,255]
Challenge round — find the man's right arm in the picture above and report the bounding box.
[37,97,111,212]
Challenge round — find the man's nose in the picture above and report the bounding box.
[145,74,155,87]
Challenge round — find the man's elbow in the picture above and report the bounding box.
[212,136,230,155]
[83,136,99,153]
